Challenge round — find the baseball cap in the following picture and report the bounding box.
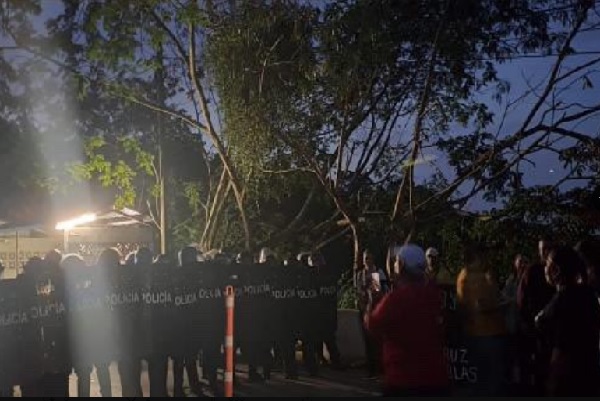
[395,244,427,275]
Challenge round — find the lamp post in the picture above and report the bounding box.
[55,213,98,254]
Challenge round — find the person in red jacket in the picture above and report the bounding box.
[365,243,449,396]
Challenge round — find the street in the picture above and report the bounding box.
[54,361,381,397]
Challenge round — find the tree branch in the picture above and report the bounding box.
[555,55,600,85]
[391,44,438,224]
[360,109,406,179]
[123,92,206,130]
[314,226,352,252]
[187,20,251,249]
[516,8,590,136]
[542,124,600,145]
[146,199,161,231]
[264,185,318,246]
[259,167,313,174]
[311,210,342,233]
[206,182,232,251]
[149,9,188,64]
[415,12,597,215]
[3,31,209,135]
[331,77,392,187]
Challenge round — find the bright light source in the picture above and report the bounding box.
[55,213,97,231]
[120,208,141,217]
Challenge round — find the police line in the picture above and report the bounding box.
[0,263,338,385]
[0,265,476,388]
[0,265,337,320]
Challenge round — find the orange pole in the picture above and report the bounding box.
[224,285,235,397]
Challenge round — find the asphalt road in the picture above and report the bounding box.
[53,361,382,397]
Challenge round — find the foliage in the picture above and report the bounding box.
[0,0,55,220]
[205,1,318,175]
[70,135,155,210]
[201,0,600,270]
[337,270,358,310]
[0,0,598,273]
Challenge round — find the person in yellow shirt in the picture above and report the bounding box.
[456,245,508,396]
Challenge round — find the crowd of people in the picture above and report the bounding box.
[358,237,600,397]
[2,235,599,397]
[0,246,342,397]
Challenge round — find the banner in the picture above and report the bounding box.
[440,284,479,386]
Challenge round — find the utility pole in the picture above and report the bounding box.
[155,43,168,255]
[159,139,166,255]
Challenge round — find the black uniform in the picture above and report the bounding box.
[64,259,95,397]
[317,265,342,368]
[275,261,303,379]
[94,262,119,397]
[21,260,70,397]
[172,263,202,397]
[141,261,170,398]
[9,265,42,397]
[299,266,321,376]
[116,264,143,397]
[234,263,254,376]
[198,261,228,394]
[239,262,276,381]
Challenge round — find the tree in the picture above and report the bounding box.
[3,0,598,270]
[69,135,170,251]
[13,0,254,250]
[2,0,326,253]
[315,0,600,270]
[430,0,600,216]
[205,0,596,270]
[205,0,414,268]
[0,0,54,221]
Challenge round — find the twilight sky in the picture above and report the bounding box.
[414,25,600,211]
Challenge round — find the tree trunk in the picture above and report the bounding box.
[200,169,228,251]
[158,140,167,255]
[205,184,232,252]
[188,23,251,251]
[350,222,361,273]
[231,184,251,251]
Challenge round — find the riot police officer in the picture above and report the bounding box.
[241,248,278,382]
[94,248,123,397]
[117,248,146,397]
[276,254,306,380]
[172,247,201,397]
[310,252,343,372]
[62,254,93,397]
[145,253,171,398]
[198,250,229,396]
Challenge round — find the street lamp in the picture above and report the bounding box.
[55,213,97,253]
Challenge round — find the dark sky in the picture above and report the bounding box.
[414,27,600,211]
[492,28,599,187]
